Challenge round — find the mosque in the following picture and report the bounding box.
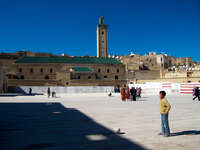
[0,17,126,92]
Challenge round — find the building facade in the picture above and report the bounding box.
[7,56,126,87]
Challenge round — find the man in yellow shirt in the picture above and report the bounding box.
[159,91,171,137]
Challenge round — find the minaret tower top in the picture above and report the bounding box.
[99,16,104,24]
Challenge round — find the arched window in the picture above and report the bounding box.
[45,75,49,80]
[50,68,53,73]
[88,76,91,79]
[107,69,109,73]
[40,68,43,73]
[115,75,118,80]
[117,69,119,73]
[98,69,101,73]
[19,68,22,73]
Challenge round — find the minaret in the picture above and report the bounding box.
[97,16,108,58]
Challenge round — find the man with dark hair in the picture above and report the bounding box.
[130,87,137,101]
[193,87,200,101]
[159,91,171,137]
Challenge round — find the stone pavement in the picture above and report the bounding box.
[0,93,200,150]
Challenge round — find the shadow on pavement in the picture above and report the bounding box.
[171,130,200,136]
[0,103,146,150]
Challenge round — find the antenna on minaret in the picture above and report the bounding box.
[99,16,104,24]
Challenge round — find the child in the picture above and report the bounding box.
[159,91,171,137]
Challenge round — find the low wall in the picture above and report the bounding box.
[129,82,200,95]
[135,70,160,80]
[16,86,114,94]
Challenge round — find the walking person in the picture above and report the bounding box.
[138,87,142,98]
[130,87,134,101]
[193,87,200,101]
[107,89,112,97]
[126,87,130,99]
[29,88,32,95]
[121,88,126,101]
[136,87,139,97]
[159,91,171,137]
[2,83,6,93]
[47,87,51,98]
[130,87,137,101]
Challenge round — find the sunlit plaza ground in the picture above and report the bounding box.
[0,93,200,150]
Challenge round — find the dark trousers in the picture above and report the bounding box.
[131,95,136,101]
[193,94,200,101]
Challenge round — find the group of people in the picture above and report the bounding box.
[47,87,56,98]
[193,87,200,101]
[120,87,171,137]
[121,87,142,101]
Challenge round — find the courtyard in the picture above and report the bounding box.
[0,93,200,150]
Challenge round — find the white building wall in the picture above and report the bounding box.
[129,82,200,95]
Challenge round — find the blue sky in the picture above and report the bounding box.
[0,0,200,61]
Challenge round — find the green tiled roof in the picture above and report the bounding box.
[72,67,93,72]
[15,56,122,64]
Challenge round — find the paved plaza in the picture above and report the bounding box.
[0,93,200,150]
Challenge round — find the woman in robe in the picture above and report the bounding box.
[126,87,130,99]
[121,88,126,101]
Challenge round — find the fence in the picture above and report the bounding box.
[129,82,200,95]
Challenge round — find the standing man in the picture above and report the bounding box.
[130,87,137,101]
[159,91,171,137]
[47,87,51,98]
[29,88,32,95]
[193,87,200,101]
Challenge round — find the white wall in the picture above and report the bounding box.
[129,82,200,95]
[18,86,114,94]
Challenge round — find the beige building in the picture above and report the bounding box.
[156,54,168,68]
[7,56,126,87]
[175,57,193,66]
[118,51,200,83]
